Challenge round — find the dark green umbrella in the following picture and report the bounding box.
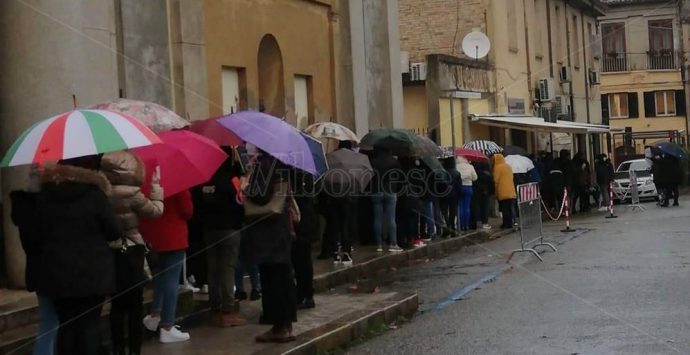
[360,128,420,156]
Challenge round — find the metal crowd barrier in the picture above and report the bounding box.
[508,183,557,262]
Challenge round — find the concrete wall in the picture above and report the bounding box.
[0,0,119,287]
[403,85,428,130]
[119,0,173,108]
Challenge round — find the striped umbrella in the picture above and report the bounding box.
[462,140,503,155]
[1,109,161,167]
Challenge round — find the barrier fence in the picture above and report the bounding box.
[509,183,557,262]
[605,180,618,219]
[629,169,646,211]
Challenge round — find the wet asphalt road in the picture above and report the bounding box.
[347,202,690,355]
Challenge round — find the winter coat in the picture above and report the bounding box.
[595,158,614,185]
[493,154,517,201]
[101,151,163,247]
[369,150,402,194]
[240,155,293,265]
[196,160,244,232]
[10,191,39,291]
[556,150,574,188]
[441,157,461,201]
[140,190,193,253]
[573,154,592,187]
[32,165,121,298]
[456,157,478,186]
[472,162,494,196]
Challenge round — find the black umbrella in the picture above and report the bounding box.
[324,148,374,194]
[360,128,419,156]
[414,135,444,158]
[503,145,528,156]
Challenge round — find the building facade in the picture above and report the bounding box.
[0,0,404,287]
[599,0,688,161]
[398,0,605,154]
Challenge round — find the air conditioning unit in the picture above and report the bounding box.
[401,51,410,74]
[555,95,571,115]
[589,69,600,85]
[559,66,571,83]
[538,78,556,102]
[410,62,427,81]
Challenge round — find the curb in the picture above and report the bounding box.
[253,292,419,355]
[313,229,514,293]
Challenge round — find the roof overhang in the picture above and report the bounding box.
[469,114,624,134]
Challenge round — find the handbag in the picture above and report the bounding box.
[244,181,289,219]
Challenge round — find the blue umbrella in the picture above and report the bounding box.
[300,132,328,178]
[652,141,685,159]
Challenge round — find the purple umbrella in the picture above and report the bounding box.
[217,111,317,175]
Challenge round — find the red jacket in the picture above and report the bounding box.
[140,190,193,252]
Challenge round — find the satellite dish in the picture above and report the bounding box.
[462,31,491,59]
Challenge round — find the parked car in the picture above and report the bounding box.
[612,159,657,202]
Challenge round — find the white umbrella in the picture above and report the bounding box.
[504,154,535,174]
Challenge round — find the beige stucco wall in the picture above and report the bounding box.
[204,0,335,126]
[403,86,428,130]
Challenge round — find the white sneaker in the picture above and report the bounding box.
[143,314,161,332]
[201,284,209,294]
[376,245,384,252]
[159,326,190,343]
[482,224,492,230]
[388,245,403,252]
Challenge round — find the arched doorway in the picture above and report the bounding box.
[257,34,285,118]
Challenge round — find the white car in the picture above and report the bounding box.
[612,159,658,201]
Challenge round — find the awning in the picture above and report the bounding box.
[469,114,623,134]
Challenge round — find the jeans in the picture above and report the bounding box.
[600,183,610,208]
[475,193,490,225]
[235,264,260,293]
[110,286,143,354]
[34,294,58,355]
[421,198,436,236]
[440,196,458,231]
[205,230,239,312]
[458,186,473,230]
[326,196,355,252]
[152,250,185,327]
[53,296,104,355]
[372,192,397,246]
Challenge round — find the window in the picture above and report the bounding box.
[648,19,673,52]
[572,15,580,68]
[535,0,544,59]
[609,93,629,119]
[655,91,676,116]
[221,67,246,114]
[293,75,313,129]
[507,0,518,52]
[602,22,626,54]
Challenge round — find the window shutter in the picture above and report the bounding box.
[601,94,609,124]
[643,92,656,118]
[675,90,686,116]
[628,92,639,118]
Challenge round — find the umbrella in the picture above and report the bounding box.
[1,109,161,167]
[503,145,528,156]
[89,98,189,133]
[415,135,444,158]
[504,154,535,174]
[463,140,503,155]
[360,128,419,156]
[304,122,359,142]
[189,117,243,146]
[217,111,317,175]
[455,147,488,162]
[300,132,328,177]
[134,130,228,197]
[650,141,685,159]
[324,148,373,194]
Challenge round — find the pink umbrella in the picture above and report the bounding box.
[189,117,242,146]
[455,147,488,162]
[134,130,228,197]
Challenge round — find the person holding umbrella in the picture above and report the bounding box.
[100,151,164,355]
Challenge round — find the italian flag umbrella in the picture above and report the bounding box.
[1,109,161,167]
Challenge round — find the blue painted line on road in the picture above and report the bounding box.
[434,264,511,311]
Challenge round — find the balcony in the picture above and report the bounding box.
[602,51,680,73]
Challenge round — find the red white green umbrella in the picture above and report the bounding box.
[1,109,161,167]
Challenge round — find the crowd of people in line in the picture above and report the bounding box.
[9,141,683,355]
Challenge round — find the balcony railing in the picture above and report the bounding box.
[602,51,680,73]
